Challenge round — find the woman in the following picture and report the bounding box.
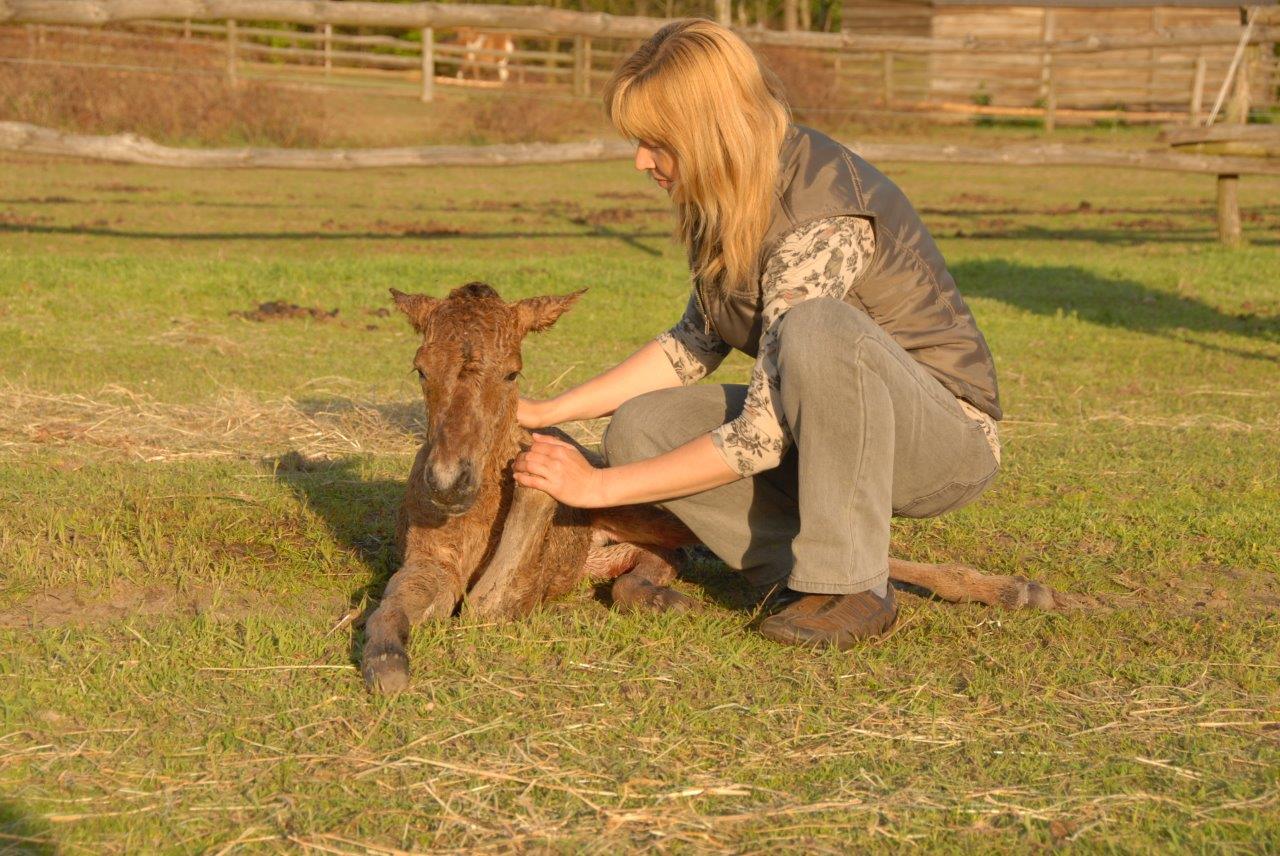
[514,20,1001,650]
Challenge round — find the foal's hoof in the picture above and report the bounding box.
[614,582,700,615]
[649,586,700,614]
[1002,577,1059,611]
[361,644,410,695]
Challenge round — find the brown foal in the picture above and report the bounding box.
[360,282,1074,694]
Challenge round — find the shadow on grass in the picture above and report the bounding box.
[0,799,55,855]
[266,453,402,662]
[0,221,670,252]
[953,259,1280,361]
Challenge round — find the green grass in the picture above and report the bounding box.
[1,145,1278,853]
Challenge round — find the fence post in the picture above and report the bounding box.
[183,19,192,39]
[1039,9,1056,133]
[1225,47,1251,124]
[1045,69,1057,133]
[226,19,238,85]
[715,0,731,26]
[882,51,894,109]
[323,23,332,76]
[573,35,586,97]
[1217,174,1241,246]
[421,27,435,103]
[1189,52,1206,123]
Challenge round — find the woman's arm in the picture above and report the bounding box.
[516,216,877,508]
[519,339,681,427]
[520,295,731,428]
[514,432,738,507]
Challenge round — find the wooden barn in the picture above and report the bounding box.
[841,0,1272,120]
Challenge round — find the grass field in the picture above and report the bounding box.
[1,138,1278,853]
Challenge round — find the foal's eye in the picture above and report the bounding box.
[505,370,521,383]
[413,367,426,380]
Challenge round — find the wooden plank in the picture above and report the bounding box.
[1162,125,1280,146]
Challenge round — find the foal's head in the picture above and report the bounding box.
[391,282,582,515]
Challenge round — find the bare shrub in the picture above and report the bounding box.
[759,46,845,125]
[468,93,609,144]
[760,45,933,134]
[0,29,323,146]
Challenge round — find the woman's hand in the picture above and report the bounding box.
[517,397,553,430]
[513,433,608,508]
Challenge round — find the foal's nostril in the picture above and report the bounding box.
[424,459,479,511]
[455,461,476,495]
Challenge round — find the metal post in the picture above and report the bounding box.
[421,27,434,103]
[226,19,238,86]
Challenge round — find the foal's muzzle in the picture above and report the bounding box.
[423,458,478,515]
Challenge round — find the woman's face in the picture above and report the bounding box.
[634,142,677,192]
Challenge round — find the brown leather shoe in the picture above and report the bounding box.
[757,587,897,650]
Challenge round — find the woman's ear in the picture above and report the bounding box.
[514,289,586,336]
[389,288,438,333]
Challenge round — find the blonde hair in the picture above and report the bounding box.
[603,20,790,296]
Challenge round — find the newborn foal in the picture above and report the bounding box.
[361,283,695,694]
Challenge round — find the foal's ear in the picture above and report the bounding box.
[514,289,586,336]
[389,288,438,332]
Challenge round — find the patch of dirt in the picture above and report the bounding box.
[230,301,340,323]
[571,208,638,226]
[149,322,242,356]
[319,218,465,238]
[0,582,351,629]
[947,192,1003,206]
[595,190,655,201]
[1108,217,1181,231]
[93,183,155,193]
[0,210,53,227]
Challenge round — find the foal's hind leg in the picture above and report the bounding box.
[587,543,699,614]
[888,557,1073,610]
[362,558,459,694]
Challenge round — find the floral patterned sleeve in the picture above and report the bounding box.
[710,216,877,476]
[655,294,731,384]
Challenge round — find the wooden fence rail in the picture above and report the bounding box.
[3,0,1277,54]
[5,119,1277,176]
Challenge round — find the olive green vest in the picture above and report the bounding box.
[697,125,1002,420]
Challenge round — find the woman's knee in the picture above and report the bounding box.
[776,298,875,375]
[602,389,684,466]
[603,386,738,466]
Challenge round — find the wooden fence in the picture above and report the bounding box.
[4,0,1278,124]
[4,118,1276,244]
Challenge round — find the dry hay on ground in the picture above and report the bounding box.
[0,382,606,462]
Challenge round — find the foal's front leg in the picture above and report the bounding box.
[361,558,460,694]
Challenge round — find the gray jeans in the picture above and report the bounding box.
[602,298,999,596]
